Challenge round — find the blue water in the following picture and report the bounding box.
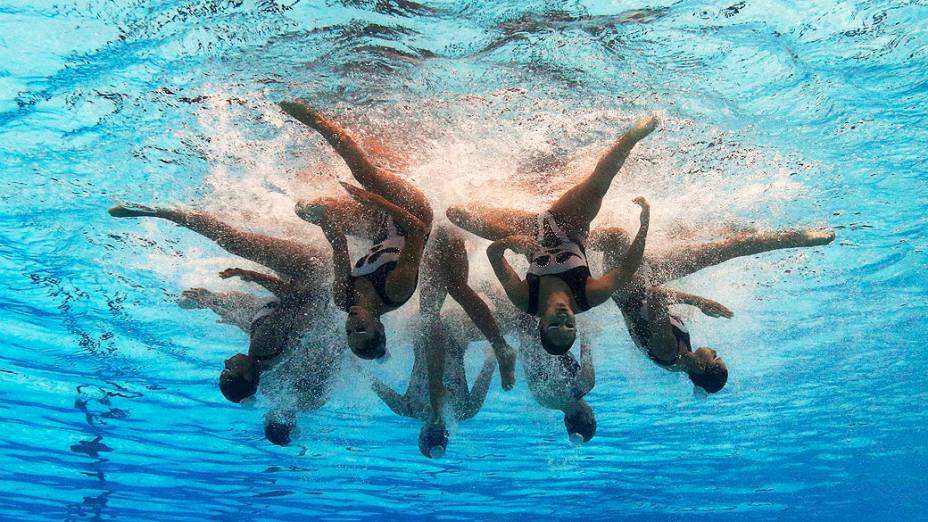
[2,0,927,519]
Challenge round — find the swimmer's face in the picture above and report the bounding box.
[539,303,577,355]
[693,347,724,371]
[346,306,386,360]
[688,347,728,393]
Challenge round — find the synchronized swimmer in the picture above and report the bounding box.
[110,104,835,456]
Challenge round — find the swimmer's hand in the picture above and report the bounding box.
[494,235,540,257]
[632,196,650,225]
[696,298,733,319]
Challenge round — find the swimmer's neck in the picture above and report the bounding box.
[561,399,582,416]
[352,281,385,315]
[676,350,698,372]
[538,278,574,311]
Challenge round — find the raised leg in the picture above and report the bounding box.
[446,204,536,241]
[279,101,433,227]
[650,228,836,284]
[547,115,657,235]
[109,204,328,279]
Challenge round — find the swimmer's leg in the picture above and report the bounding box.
[651,228,836,284]
[278,101,433,227]
[547,115,658,235]
[418,240,452,422]
[432,226,516,390]
[109,204,329,279]
[445,204,536,241]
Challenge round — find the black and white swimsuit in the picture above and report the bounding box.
[526,212,592,316]
[345,217,414,310]
[618,287,691,367]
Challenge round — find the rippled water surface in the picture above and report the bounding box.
[2,0,927,519]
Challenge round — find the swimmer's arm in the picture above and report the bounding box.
[577,343,595,396]
[487,237,532,312]
[585,198,650,307]
[460,356,496,421]
[219,268,288,297]
[319,216,352,311]
[370,377,414,418]
[654,288,733,319]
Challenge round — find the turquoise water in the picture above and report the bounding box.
[2,0,927,519]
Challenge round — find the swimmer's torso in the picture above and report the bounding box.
[347,217,415,310]
[618,286,690,370]
[526,212,591,315]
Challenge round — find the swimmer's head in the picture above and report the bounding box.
[218,354,259,403]
[563,399,596,443]
[538,302,576,355]
[687,347,728,394]
[346,306,386,360]
[264,409,296,446]
[418,422,449,459]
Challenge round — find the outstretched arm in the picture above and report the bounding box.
[371,377,415,419]
[486,235,537,312]
[459,355,497,421]
[652,287,733,318]
[585,197,650,306]
[219,268,288,297]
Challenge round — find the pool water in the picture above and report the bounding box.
[1,0,927,519]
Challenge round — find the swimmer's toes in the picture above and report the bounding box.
[108,203,156,218]
[807,228,836,245]
[630,115,659,140]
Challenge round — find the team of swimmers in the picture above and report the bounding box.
[110,103,835,457]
